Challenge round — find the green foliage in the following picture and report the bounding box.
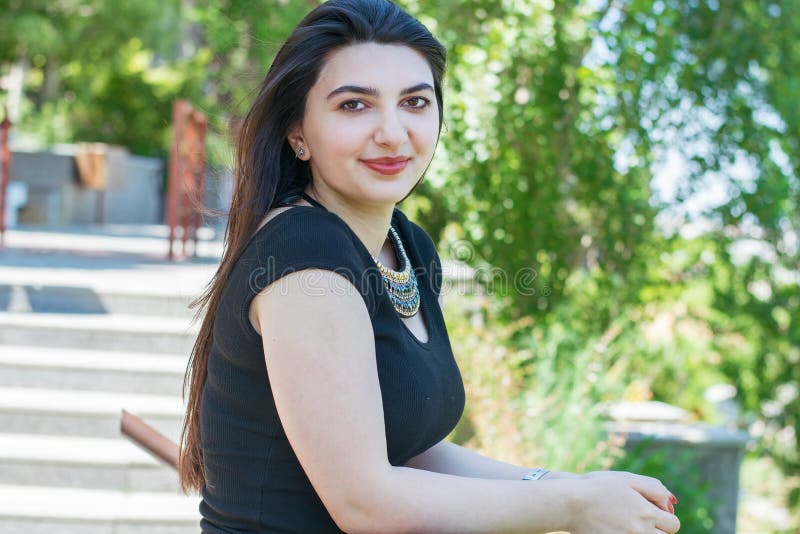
[442,288,624,473]
[410,0,800,520]
[614,441,716,534]
[0,0,186,154]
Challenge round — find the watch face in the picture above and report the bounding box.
[522,468,547,480]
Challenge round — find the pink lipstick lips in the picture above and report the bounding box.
[360,156,410,175]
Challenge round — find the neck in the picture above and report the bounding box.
[303,183,394,260]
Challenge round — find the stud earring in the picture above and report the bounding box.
[296,146,305,159]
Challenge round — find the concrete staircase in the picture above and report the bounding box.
[0,226,219,533]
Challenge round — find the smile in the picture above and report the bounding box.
[360,157,410,175]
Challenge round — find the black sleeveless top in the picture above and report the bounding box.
[199,191,466,533]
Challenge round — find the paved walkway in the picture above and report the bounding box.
[1,224,222,297]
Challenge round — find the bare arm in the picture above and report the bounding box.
[253,269,679,534]
[403,438,579,481]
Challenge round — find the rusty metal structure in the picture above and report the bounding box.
[0,110,12,247]
[166,100,207,260]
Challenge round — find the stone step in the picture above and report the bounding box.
[0,483,200,534]
[0,387,185,442]
[3,223,221,257]
[0,345,187,396]
[0,235,218,321]
[0,433,180,492]
[0,282,199,318]
[0,312,198,354]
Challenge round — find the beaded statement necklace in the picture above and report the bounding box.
[276,191,421,318]
[372,225,420,318]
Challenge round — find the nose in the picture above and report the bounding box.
[373,108,409,148]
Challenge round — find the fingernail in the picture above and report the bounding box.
[669,502,674,514]
[670,494,678,504]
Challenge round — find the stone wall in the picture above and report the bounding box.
[605,402,750,534]
[9,147,163,226]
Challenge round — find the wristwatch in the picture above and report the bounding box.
[521,468,550,481]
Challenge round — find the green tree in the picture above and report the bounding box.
[397,0,799,522]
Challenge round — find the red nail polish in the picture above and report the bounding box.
[668,503,674,514]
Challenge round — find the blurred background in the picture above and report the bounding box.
[0,1,797,532]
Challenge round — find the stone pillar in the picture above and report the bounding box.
[604,401,750,534]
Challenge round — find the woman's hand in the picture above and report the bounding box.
[567,475,681,534]
[580,470,678,515]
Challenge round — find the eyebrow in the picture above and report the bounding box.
[326,83,434,100]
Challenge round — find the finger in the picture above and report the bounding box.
[640,487,671,511]
[640,487,671,512]
[629,475,671,506]
[648,496,672,513]
[633,490,678,531]
[654,508,681,533]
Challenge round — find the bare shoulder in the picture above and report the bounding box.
[252,205,299,237]
[250,267,391,531]
[246,201,361,334]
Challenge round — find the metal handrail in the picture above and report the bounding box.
[120,409,179,470]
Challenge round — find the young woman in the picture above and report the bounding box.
[178,1,681,532]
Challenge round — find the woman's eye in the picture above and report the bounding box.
[405,96,430,109]
[340,100,365,112]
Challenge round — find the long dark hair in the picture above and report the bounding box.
[178,0,447,493]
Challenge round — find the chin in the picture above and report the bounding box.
[359,178,419,205]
